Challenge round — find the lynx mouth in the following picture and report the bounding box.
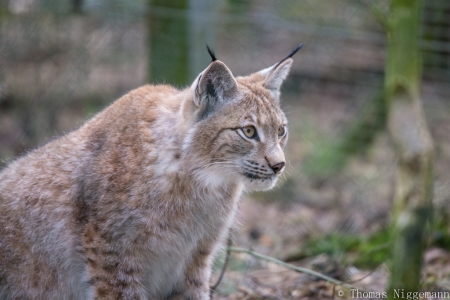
[243,172,274,180]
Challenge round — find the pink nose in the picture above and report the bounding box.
[270,162,285,174]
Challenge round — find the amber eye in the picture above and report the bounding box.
[242,126,257,138]
[278,125,286,137]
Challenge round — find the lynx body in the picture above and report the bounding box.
[0,46,301,300]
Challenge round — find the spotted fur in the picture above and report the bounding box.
[0,49,298,299]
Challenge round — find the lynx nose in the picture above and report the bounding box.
[270,162,285,174]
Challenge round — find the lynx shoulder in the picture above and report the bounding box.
[0,45,302,300]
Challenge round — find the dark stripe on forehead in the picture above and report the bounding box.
[239,82,284,126]
[252,88,284,123]
[238,82,270,119]
[239,81,271,102]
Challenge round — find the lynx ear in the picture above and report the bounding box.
[260,43,303,98]
[192,60,238,119]
[261,59,293,92]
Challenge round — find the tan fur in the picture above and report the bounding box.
[0,55,294,299]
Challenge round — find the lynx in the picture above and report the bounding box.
[0,44,302,300]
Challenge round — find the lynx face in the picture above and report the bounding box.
[187,46,300,192]
[236,95,288,190]
[203,86,288,191]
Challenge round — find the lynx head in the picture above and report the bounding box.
[183,44,302,191]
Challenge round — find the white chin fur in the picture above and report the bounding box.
[242,175,278,191]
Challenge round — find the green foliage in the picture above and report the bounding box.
[353,228,391,269]
[305,232,360,257]
[300,208,449,271]
[303,228,391,269]
[430,207,450,250]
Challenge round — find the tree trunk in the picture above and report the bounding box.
[147,0,189,86]
[386,0,434,297]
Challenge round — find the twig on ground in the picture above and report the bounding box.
[228,246,372,293]
[210,237,232,298]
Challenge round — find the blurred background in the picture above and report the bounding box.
[1,0,450,298]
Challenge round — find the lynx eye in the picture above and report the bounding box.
[242,126,257,138]
[278,125,286,137]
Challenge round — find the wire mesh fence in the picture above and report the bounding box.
[1,0,450,298]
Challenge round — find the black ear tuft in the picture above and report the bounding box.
[205,44,217,62]
[286,43,304,59]
[273,43,304,69]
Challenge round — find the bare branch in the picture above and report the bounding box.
[228,246,373,293]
